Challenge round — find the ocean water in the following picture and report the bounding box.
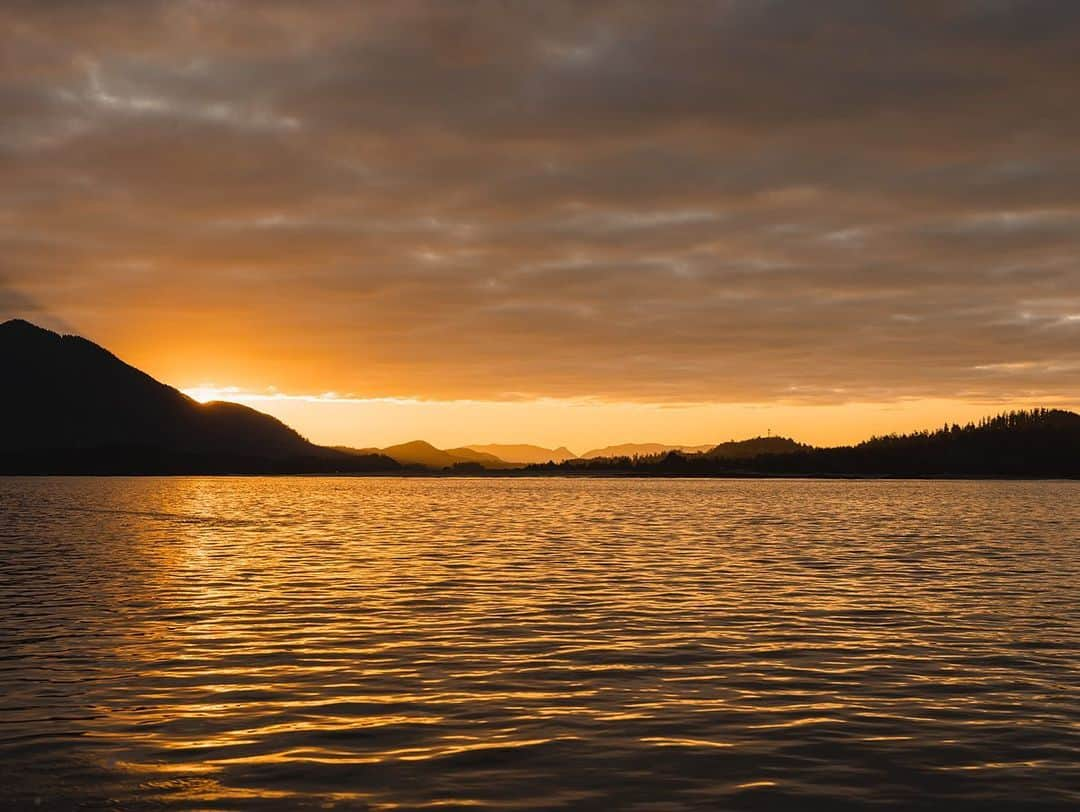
[0,477,1077,810]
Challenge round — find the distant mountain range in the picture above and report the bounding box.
[3,319,1076,477]
[338,441,518,469]
[580,443,715,458]
[465,444,578,465]
[460,440,807,464]
[530,412,1080,477]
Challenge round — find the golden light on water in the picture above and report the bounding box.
[4,2,1080,810]
[4,476,1076,807]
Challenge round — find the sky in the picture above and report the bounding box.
[2,1,1079,450]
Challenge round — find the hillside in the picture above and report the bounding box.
[527,410,1080,477]
[773,410,1080,477]
[373,441,518,469]
[0,319,398,474]
[705,436,809,459]
[465,444,578,464]
[581,443,714,459]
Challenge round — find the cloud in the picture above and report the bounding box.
[0,282,74,333]
[1,1,1078,405]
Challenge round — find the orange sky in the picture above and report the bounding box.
[174,388,1077,452]
[2,2,1078,449]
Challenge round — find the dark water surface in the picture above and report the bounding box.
[1,477,1077,810]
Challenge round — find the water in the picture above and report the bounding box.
[0,477,1077,810]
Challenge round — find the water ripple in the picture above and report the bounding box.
[0,477,1078,809]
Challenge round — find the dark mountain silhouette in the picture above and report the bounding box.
[528,410,1080,478]
[704,436,809,458]
[581,442,713,458]
[445,447,514,467]
[5,320,1076,478]
[0,319,398,474]
[333,446,381,456]
[378,441,479,469]
[465,443,578,464]
[339,440,518,469]
[748,410,1080,477]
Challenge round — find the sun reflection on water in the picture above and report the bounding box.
[0,477,1078,809]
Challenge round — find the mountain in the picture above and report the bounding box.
[333,446,380,456]
[528,410,1080,477]
[374,441,517,469]
[376,441,457,468]
[465,444,578,464]
[0,319,398,473]
[444,447,514,467]
[8,319,1074,478]
[581,443,714,459]
[704,436,809,459]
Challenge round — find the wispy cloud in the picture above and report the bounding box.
[183,385,432,406]
[2,1,1078,406]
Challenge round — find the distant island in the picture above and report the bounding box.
[2,319,1077,477]
[525,411,1079,478]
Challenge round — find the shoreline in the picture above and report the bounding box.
[2,471,1077,481]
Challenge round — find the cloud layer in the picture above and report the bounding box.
[3,1,1079,404]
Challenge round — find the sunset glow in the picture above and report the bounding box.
[185,384,1073,451]
[2,2,1077,451]
[3,3,1079,810]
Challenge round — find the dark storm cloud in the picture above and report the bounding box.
[2,0,1079,401]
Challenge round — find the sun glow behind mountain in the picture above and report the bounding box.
[182,385,243,404]
[179,382,1067,452]
[3,2,1078,451]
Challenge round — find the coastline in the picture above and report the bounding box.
[2,470,1077,480]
